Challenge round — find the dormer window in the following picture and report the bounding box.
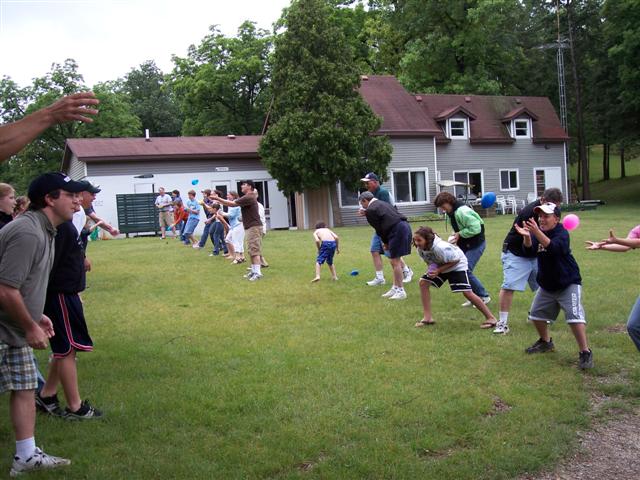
[513,118,531,138]
[448,118,468,139]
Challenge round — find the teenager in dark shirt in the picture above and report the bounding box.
[494,188,563,334]
[514,203,593,369]
[36,208,103,419]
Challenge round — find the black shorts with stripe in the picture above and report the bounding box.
[44,292,93,358]
[420,270,472,293]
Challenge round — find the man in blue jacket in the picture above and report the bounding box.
[514,203,593,369]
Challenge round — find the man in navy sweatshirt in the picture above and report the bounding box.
[514,203,593,369]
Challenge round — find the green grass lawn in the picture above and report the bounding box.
[1,201,639,479]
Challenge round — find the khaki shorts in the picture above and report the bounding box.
[246,226,263,257]
[159,211,173,228]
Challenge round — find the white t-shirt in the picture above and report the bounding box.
[72,209,86,237]
[155,194,173,212]
[417,236,468,273]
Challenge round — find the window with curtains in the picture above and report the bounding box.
[392,170,428,204]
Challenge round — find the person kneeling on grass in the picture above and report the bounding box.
[312,222,339,282]
[514,203,593,369]
[413,226,497,328]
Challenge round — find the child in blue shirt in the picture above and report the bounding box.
[312,222,339,282]
[515,203,593,369]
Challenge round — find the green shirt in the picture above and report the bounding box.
[373,185,393,205]
[0,210,56,347]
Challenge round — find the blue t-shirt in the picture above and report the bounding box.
[527,223,581,291]
[227,206,241,228]
[186,199,200,220]
[373,185,393,205]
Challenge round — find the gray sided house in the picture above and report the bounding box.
[61,75,568,231]
[325,76,569,228]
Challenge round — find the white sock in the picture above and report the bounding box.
[254,265,262,276]
[403,266,410,273]
[375,270,384,280]
[16,437,36,459]
[499,312,509,323]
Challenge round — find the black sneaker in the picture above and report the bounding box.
[525,338,555,354]
[35,393,66,418]
[578,350,594,369]
[65,400,103,420]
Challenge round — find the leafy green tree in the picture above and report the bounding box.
[78,81,142,138]
[124,61,182,136]
[259,0,392,194]
[171,22,272,136]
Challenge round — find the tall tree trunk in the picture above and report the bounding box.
[620,145,626,179]
[566,1,591,199]
[603,143,610,180]
[577,149,581,186]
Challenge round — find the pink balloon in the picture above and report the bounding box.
[563,214,580,231]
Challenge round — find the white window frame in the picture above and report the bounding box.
[447,118,468,139]
[337,181,361,209]
[499,168,520,191]
[512,118,531,139]
[452,169,485,197]
[390,168,430,205]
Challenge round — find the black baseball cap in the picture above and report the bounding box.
[78,181,101,194]
[360,172,380,183]
[28,172,88,201]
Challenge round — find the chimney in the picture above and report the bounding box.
[515,98,522,104]
[465,96,471,103]
[227,134,236,140]
[361,75,369,81]
[415,95,423,102]
[145,129,151,141]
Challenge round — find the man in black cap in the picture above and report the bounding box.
[0,172,87,476]
[359,173,414,287]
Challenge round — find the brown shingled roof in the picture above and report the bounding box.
[358,75,442,137]
[62,135,262,170]
[417,94,568,144]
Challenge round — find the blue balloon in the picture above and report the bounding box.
[191,179,199,186]
[481,192,496,209]
[350,270,359,276]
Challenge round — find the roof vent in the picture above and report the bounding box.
[227,134,236,140]
[145,129,151,142]
[465,96,471,103]
[361,75,369,81]
[515,98,522,104]
[415,95,423,102]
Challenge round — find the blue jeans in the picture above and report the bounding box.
[175,220,185,241]
[198,221,212,248]
[463,241,490,298]
[627,296,640,352]
[183,217,199,244]
[211,223,228,254]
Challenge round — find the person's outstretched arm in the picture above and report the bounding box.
[0,92,99,161]
[603,229,640,249]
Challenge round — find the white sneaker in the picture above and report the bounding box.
[402,268,414,283]
[461,296,491,308]
[10,448,71,477]
[248,273,263,282]
[192,244,202,249]
[381,288,397,298]
[493,321,510,335]
[367,277,386,286]
[390,290,407,300]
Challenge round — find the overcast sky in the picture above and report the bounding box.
[0,0,292,87]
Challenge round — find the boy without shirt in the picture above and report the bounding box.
[312,222,339,282]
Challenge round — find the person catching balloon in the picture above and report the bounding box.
[514,202,593,369]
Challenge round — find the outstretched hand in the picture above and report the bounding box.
[44,92,100,124]
[602,229,619,245]
[585,240,603,250]
[513,222,530,237]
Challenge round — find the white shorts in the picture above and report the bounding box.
[225,224,245,253]
[528,284,586,324]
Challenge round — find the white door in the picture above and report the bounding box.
[134,183,154,193]
[533,167,562,197]
[267,180,289,229]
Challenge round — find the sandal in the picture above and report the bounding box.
[480,320,497,329]
[415,319,436,327]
